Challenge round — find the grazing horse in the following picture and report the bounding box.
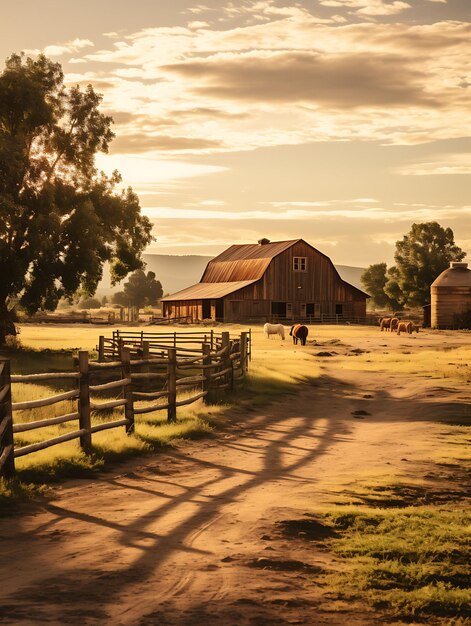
[263,322,285,340]
[390,317,400,332]
[397,321,419,335]
[380,317,392,331]
[290,324,309,346]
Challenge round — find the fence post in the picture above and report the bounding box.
[221,331,233,390]
[120,347,135,434]
[248,328,252,362]
[240,331,248,376]
[202,343,212,404]
[78,351,92,454]
[98,335,105,362]
[210,329,214,351]
[167,347,177,423]
[0,359,15,478]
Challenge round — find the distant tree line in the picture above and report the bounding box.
[112,270,163,308]
[361,222,466,310]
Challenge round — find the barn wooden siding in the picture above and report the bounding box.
[162,239,368,322]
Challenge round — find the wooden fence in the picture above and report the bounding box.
[0,331,249,479]
[97,329,252,362]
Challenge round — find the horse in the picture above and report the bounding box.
[390,317,400,332]
[263,322,285,340]
[290,324,309,346]
[380,317,392,331]
[397,321,419,335]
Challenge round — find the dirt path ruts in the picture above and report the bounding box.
[0,363,468,626]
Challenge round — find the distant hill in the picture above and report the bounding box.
[143,254,213,295]
[97,255,366,296]
[335,265,365,291]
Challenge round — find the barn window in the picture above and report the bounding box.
[293,257,307,271]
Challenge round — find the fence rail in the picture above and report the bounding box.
[0,330,250,478]
[97,329,252,363]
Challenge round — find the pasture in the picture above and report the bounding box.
[0,321,469,625]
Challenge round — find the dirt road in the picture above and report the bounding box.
[1,334,469,626]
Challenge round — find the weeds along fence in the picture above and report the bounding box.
[0,330,250,479]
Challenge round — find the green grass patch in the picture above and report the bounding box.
[321,505,471,621]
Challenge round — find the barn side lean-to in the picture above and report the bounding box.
[161,239,369,322]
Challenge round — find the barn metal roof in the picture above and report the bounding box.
[161,280,258,302]
[211,240,301,262]
[201,239,301,282]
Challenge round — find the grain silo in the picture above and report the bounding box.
[431,262,471,329]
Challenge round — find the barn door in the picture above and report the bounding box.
[271,302,286,320]
[215,299,224,321]
[202,300,211,319]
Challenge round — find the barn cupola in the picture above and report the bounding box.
[258,238,271,246]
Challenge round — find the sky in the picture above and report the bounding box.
[2,0,470,266]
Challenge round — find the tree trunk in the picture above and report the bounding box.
[0,301,17,346]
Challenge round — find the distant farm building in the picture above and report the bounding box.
[431,261,471,329]
[161,239,369,322]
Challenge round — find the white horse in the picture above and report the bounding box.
[264,322,285,340]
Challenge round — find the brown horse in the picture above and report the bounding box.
[380,317,392,331]
[397,321,419,335]
[390,317,400,332]
[396,321,411,335]
[290,324,309,346]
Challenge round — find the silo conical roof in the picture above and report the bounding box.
[431,262,471,288]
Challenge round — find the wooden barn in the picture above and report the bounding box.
[161,239,369,322]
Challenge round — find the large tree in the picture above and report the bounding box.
[387,222,465,307]
[361,262,402,310]
[0,53,152,342]
[113,270,163,308]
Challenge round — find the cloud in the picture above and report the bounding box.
[164,51,437,108]
[394,153,471,175]
[62,8,469,153]
[40,38,94,57]
[110,133,224,153]
[318,0,411,16]
[142,204,471,221]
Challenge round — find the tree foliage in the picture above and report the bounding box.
[112,270,163,308]
[0,53,153,342]
[78,297,101,310]
[361,262,402,310]
[363,222,466,311]
[386,222,465,307]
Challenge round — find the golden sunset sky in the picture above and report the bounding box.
[2,0,470,265]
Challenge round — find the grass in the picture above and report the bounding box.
[338,345,471,383]
[321,504,471,622]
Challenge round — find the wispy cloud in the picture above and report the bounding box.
[25,38,93,57]
[318,0,411,16]
[395,153,471,176]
